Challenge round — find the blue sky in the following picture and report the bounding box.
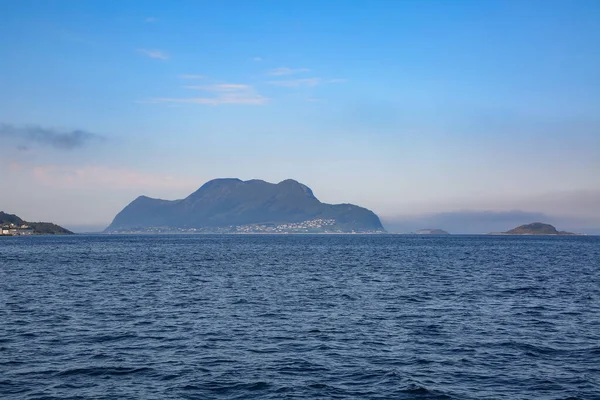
[1,0,599,231]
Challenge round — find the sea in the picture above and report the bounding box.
[1,234,599,399]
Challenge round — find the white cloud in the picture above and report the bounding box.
[149,82,267,105]
[151,96,267,105]
[179,74,206,79]
[267,67,310,76]
[137,49,169,60]
[185,83,251,91]
[267,78,321,87]
[252,57,263,62]
[267,77,346,88]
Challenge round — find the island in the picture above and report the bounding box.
[105,178,386,234]
[0,211,73,236]
[501,222,574,235]
[415,229,450,235]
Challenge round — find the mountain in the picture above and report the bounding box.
[415,229,449,235]
[503,222,573,235]
[0,211,73,235]
[105,178,385,233]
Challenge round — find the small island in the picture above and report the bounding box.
[415,229,450,235]
[0,211,73,236]
[501,222,574,235]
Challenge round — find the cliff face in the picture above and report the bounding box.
[106,178,385,233]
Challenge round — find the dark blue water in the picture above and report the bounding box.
[1,235,599,399]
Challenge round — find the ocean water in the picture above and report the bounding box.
[1,234,599,400]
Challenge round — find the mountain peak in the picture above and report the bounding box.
[198,178,243,189]
[277,179,316,199]
[278,178,300,185]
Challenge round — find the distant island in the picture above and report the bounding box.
[105,178,386,234]
[415,229,450,235]
[0,211,73,236]
[497,222,574,235]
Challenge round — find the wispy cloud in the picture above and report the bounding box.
[145,17,157,23]
[252,57,263,62]
[0,123,104,150]
[267,77,346,88]
[149,83,267,105]
[179,74,206,79]
[137,49,169,60]
[185,83,251,91]
[8,162,24,172]
[31,165,198,191]
[267,67,310,76]
[267,78,322,87]
[150,97,267,105]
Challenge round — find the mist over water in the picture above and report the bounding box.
[1,234,599,399]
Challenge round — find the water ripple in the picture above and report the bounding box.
[1,234,599,399]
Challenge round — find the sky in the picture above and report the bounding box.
[1,0,599,233]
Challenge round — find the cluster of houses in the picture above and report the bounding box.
[1,223,34,236]
[235,218,339,233]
